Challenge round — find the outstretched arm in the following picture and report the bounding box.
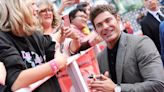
[0,62,6,85]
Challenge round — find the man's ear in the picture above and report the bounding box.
[92,22,97,31]
[115,14,121,22]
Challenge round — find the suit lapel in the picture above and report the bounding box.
[147,12,160,23]
[116,33,127,84]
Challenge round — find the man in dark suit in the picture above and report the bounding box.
[88,4,164,92]
[140,0,164,54]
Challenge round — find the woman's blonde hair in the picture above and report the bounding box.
[4,0,37,36]
[0,0,9,31]
[37,0,61,28]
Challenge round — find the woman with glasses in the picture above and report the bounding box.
[69,8,103,50]
[38,0,81,56]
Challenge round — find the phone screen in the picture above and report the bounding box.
[62,15,70,27]
[74,0,80,4]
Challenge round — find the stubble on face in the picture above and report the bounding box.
[94,11,121,49]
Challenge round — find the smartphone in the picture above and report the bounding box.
[74,0,80,4]
[88,74,95,79]
[62,15,70,27]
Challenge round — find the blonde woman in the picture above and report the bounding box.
[0,0,67,91]
[0,0,7,91]
[38,0,81,56]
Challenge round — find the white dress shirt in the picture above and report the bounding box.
[148,9,164,22]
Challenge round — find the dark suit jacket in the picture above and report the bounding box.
[140,12,161,53]
[97,32,164,92]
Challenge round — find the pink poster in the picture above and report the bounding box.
[57,47,100,92]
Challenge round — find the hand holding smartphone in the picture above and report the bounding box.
[62,15,70,27]
[88,74,104,81]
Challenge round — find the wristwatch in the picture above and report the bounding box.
[114,85,121,92]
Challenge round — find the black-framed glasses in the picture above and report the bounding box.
[39,8,53,13]
[75,15,87,19]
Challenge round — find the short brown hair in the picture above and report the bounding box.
[90,4,117,28]
[69,8,86,23]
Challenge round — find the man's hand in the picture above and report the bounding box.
[88,71,116,92]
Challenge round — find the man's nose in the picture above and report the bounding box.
[102,22,108,29]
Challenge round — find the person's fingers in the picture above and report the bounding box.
[101,74,109,80]
[63,28,71,34]
[95,74,108,80]
[91,80,104,84]
[63,0,75,7]
[63,29,77,39]
[89,81,104,91]
[104,71,109,77]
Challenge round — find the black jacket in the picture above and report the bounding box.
[0,31,61,92]
[140,12,161,53]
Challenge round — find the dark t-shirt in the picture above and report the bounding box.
[107,38,120,84]
[107,43,118,84]
[0,31,61,92]
[0,84,7,92]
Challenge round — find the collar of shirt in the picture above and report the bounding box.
[108,36,120,54]
[148,9,163,22]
